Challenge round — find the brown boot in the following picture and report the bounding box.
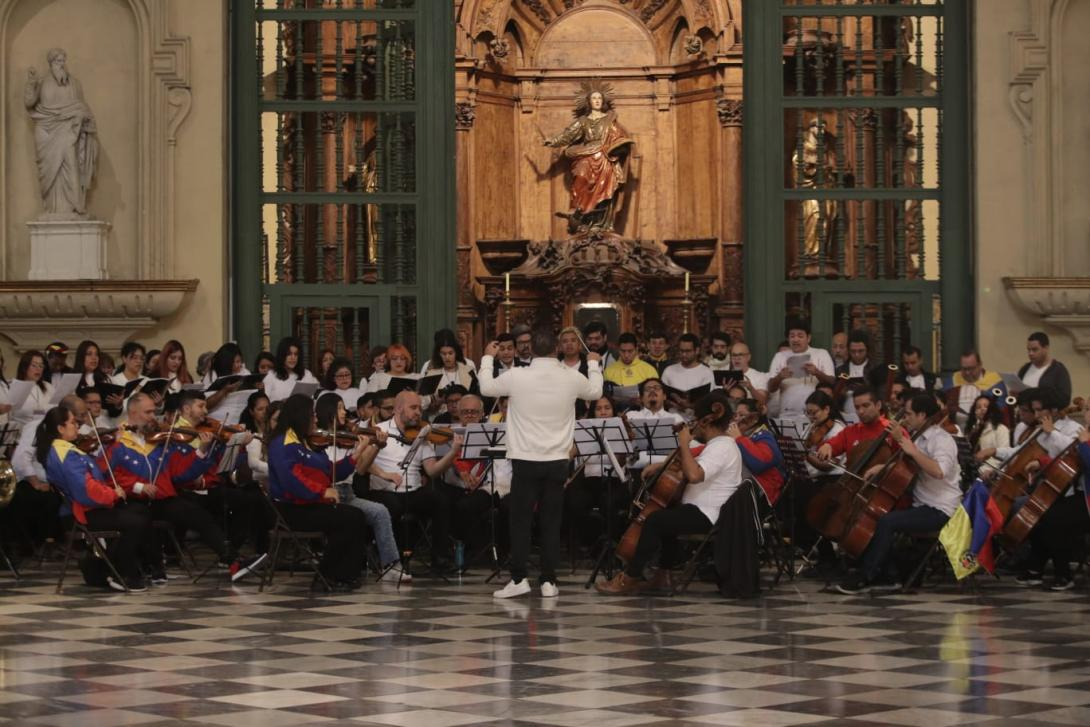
[642,568,674,594]
[595,572,646,595]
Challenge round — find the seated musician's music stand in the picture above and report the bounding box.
[772,429,810,579]
[572,417,633,589]
[626,417,680,518]
[461,422,507,582]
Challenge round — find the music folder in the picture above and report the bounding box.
[714,370,745,387]
[205,373,264,393]
[663,383,711,402]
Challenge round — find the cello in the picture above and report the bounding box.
[1001,439,1083,548]
[834,408,948,559]
[805,431,894,542]
[984,428,1045,521]
[616,414,708,563]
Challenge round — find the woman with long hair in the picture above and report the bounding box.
[266,394,375,590]
[322,357,361,412]
[360,345,387,389]
[110,342,147,385]
[152,340,194,393]
[314,394,406,583]
[967,394,1011,470]
[73,340,109,391]
[422,333,477,394]
[263,337,318,402]
[253,351,276,377]
[244,396,276,486]
[36,404,157,592]
[13,350,55,419]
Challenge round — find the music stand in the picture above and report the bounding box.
[573,417,633,589]
[461,422,507,582]
[772,426,810,577]
[626,417,679,516]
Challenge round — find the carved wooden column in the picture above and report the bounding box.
[455,99,479,352]
[717,98,745,340]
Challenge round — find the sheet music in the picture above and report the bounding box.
[786,354,811,379]
[208,390,252,423]
[628,416,679,455]
[4,380,34,411]
[48,373,82,405]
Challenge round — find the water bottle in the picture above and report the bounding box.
[454,541,465,570]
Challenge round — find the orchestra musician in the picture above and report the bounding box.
[480,328,603,600]
[266,394,377,591]
[596,391,743,595]
[36,404,158,592]
[1019,332,1072,405]
[943,349,1003,431]
[792,390,845,566]
[898,345,938,393]
[107,392,263,583]
[625,378,685,471]
[564,396,631,549]
[815,385,891,465]
[729,398,785,507]
[966,394,1011,472]
[1012,409,1090,591]
[836,393,961,594]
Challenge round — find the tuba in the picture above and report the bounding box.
[0,458,16,507]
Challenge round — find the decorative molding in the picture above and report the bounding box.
[0,279,199,352]
[1004,276,1090,359]
[520,0,551,25]
[455,101,477,130]
[716,97,742,127]
[0,0,192,280]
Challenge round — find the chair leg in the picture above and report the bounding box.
[0,540,20,580]
[672,531,715,596]
[259,531,281,593]
[55,523,78,594]
[899,539,940,594]
[88,533,129,593]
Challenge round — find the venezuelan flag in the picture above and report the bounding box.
[939,480,1004,580]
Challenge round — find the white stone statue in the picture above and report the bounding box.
[24,48,97,219]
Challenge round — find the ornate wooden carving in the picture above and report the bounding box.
[717,98,743,127]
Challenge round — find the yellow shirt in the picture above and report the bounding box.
[604,358,659,387]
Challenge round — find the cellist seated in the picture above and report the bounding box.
[595,391,743,596]
[835,393,962,595]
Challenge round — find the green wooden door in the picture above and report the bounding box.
[743,0,970,372]
[231,0,454,373]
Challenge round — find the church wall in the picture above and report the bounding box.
[474,78,519,241]
[975,0,1090,389]
[0,0,226,368]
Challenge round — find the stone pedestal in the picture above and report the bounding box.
[27,219,110,280]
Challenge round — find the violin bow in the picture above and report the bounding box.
[89,417,125,500]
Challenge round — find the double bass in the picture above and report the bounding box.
[1002,439,1083,547]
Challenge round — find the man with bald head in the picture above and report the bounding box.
[367,390,462,575]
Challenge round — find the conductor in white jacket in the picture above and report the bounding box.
[479,328,603,599]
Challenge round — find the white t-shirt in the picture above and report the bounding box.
[905,373,926,390]
[742,368,770,393]
[332,386,362,412]
[245,437,268,483]
[262,369,318,403]
[704,356,732,372]
[1020,362,1051,388]
[683,435,743,525]
[768,346,836,420]
[662,363,716,394]
[369,418,436,492]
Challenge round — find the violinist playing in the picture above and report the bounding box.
[729,398,786,507]
[266,394,378,591]
[36,403,159,592]
[366,390,461,577]
[596,391,742,595]
[815,385,890,465]
[792,391,845,567]
[835,393,961,595]
[107,392,263,583]
[167,390,272,567]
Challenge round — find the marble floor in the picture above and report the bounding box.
[1,562,1089,727]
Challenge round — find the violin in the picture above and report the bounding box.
[308,428,385,450]
[201,417,249,444]
[398,425,456,445]
[74,427,119,453]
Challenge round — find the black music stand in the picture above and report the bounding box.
[574,417,633,589]
[772,425,810,578]
[626,417,680,517]
[460,422,507,582]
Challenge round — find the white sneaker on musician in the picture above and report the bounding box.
[380,564,412,584]
[493,578,531,599]
[540,581,559,598]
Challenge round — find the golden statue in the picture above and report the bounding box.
[793,119,838,266]
[544,80,635,236]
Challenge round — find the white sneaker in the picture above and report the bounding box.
[380,565,412,584]
[492,578,531,599]
[540,581,559,598]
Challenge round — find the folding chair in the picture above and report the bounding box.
[55,518,128,593]
[896,531,979,594]
[153,520,196,579]
[671,527,719,595]
[759,485,795,587]
[259,489,330,592]
[0,539,19,580]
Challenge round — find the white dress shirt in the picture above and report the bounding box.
[262,369,318,403]
[911,425,962,517]
[683,435,743,524]
[478,355,603,462]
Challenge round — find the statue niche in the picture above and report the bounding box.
[543,80,633,236]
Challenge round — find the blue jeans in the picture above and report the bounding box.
[860,505,949,582]
[335,483,400,567]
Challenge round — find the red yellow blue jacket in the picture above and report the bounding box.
[45,440,121,525]
[268,428,357,504]
[167,416,229,491]
[104,428,217,500]
[736,427,786,505]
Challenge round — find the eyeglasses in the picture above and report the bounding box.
[460,409,483,415]
[334,372,352,379]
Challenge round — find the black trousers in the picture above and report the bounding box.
[624,503,713,579]
[182,486,272,553]
[509,459,568,583]
[84,503,158,579]
[438,482,509,553]
[564,475,630,547]
[365,485,452,563]
[149,496,232,562]
[1027,495,1090,580]
[276,502,368,582]
[785,475,838,562]
[5,480,63,548]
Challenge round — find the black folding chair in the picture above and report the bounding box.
[55,518,128,593]
[259,488,331,592]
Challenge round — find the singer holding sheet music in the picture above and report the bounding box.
[480,328,603,599]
